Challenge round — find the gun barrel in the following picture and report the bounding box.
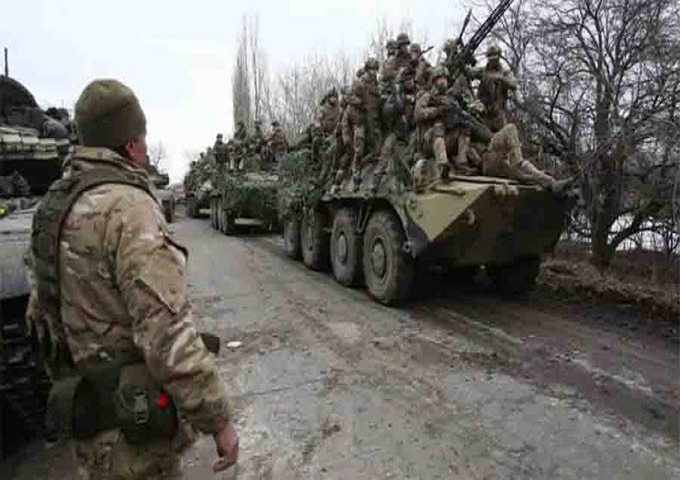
[462,0,515,56]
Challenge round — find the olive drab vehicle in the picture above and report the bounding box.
[208,133,280,235]
[1,74,73,456]
[279,140,570,306]
[184,149,216,218]
[146,162,176,223]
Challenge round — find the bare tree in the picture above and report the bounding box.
[232,18,252,129]
[148,140,168,170]
[490,0,680,266]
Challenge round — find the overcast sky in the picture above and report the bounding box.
[3,0,466,182]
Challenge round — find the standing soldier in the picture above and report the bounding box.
[233,120,248,170]
[26,79,238,479]
[385,38,397,60]
[347,57,382,189]
[372,67,418,192]
[409,43,433,92]
[213,133,229,171]
[474,44,517,132]
[415,66,476,179]
[314,88,342,138]
[380,33,411,94]
[268,120,288,161]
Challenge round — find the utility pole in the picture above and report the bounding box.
[3,48,8,76]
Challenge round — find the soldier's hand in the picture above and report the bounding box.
[213,420,239,472]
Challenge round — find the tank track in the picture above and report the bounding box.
[1,295,51,457]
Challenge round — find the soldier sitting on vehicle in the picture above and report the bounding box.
[381,33,411,96]
[415,66,477,180]
[314,88,343,184]
[267,120,288,162]
[213,133,229,169]
[371,67,418,193]
[409,43,433,93]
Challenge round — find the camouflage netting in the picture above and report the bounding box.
[277,148,323,219]
[221,171,279,220]
[183,148,217,194]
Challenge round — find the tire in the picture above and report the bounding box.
[362,210,415,305]
[218,198,235,235]
[163,200,174,223]
[331,207,363,286]
[487,256,540,296]
[284,216,302,260]
[210,198,218,229]
[301,209,329,270]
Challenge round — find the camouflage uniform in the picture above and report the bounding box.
[233,122,248,170]
[213,133,229,170]
[415,67,475,177]
[346,58,382,186]
[372,67,417,190]
[380,33,411,95]
[26,80,231,480]
[473,44,517,133]
[268,121,288,158]
[409,43,432,92]
[314,89,341,138]
[482,123,557,187]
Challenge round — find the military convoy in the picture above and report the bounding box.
[279,142,570,305]
[0,75,71,456]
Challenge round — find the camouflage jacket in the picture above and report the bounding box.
[268,127,289,154]
[314,101,341,137]
[383,86,417,140]
[26,146,230,435]
[380,53,411,92]
[414,87,448,127]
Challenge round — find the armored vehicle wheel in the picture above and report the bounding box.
[487,256,540,296]
[362,210,415,305]
[210,198,217,229]
[331,208,363,286]
[301,209,328,271]
[284,216,302,260]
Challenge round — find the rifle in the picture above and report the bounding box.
[451,0,515,73]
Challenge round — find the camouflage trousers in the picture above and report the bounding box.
[422,122,474,174]
[483,124,555,187]
[74,426,194,480]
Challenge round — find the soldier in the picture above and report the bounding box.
[314,88,341,138]
[347,57,382,188]
[409,43,433,92]
[268,120,288,160]
[473,44,517,132]
[213,133,229,170]
[372,67,418,192]
[381,33,411,94]
[385,39,397,59]
[233,120,248,170]
[482,123,565,190]
[26,79,238,479]
[415,66,476,179]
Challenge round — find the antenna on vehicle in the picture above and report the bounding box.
[3,48,8,77]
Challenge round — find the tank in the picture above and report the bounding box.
[279,141,571,305]
[1,75,71,457]
[208,162,280,235]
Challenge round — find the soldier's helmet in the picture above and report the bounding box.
[386,39,397,50]
[486,43,502,59]
[327,87,339,98]
[254,119,262,126]
[364,57,380,72]
[356,67,365,78]
[432,65,448,80]
[396,33,410,46]
[217,133,223,139]
[444,38,461,54]
[271,120,280,127]
[409,43,422,56]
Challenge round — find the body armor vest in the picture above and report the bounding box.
[31,164,153,378]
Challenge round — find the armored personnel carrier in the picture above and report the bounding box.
[147,163,175,223]
[1,75,72,456]
[209,164,280,235]
[184,148,217,219]
[279,143,570,305]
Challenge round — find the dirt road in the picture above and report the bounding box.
[6,214,679,479]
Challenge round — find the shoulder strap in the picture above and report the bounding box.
[31,166,153,379]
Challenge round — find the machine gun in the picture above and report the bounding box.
[443,97,493,143]
[450,0,515,75]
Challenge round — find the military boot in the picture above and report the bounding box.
[516,160,556,188]
[433,137,451,181]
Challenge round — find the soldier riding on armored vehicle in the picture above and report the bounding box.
[278,0,576,305]
[209,121,282,234]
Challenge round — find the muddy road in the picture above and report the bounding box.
[6,213,679,479]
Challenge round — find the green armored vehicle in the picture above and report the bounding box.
[184,149,216,218]
[147,163,175,223]
[279,144,570,305]
[209,168,280,235]
[1,75,71,456]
